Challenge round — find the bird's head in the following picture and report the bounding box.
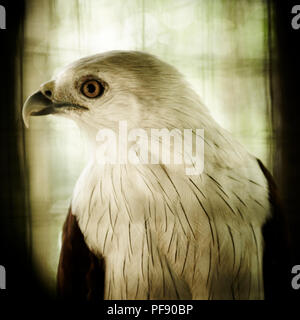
[23,51,210,139]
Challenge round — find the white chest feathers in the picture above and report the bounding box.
[71,148,270,300]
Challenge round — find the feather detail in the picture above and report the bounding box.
[26,51,275,300]
[57,207,105,301]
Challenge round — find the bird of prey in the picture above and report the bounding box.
[22,51,289,300]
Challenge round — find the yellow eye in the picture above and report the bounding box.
[81,80,104,98]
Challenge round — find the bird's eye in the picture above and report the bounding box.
[81,80,104,98]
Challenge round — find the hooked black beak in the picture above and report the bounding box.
[22,91,88,128]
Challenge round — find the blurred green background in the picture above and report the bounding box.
[22,0,274,295]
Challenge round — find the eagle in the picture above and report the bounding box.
[22,51,289,300]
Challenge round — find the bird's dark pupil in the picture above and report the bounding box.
[87,83,95,93]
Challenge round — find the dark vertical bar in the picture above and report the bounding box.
[0,0,51,306]
[271,0,300,299]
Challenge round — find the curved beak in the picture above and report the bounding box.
[22,91,89,128]
[22,91,57,128]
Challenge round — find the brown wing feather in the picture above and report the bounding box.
[257,159,292,299]
[57,207,105,301]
